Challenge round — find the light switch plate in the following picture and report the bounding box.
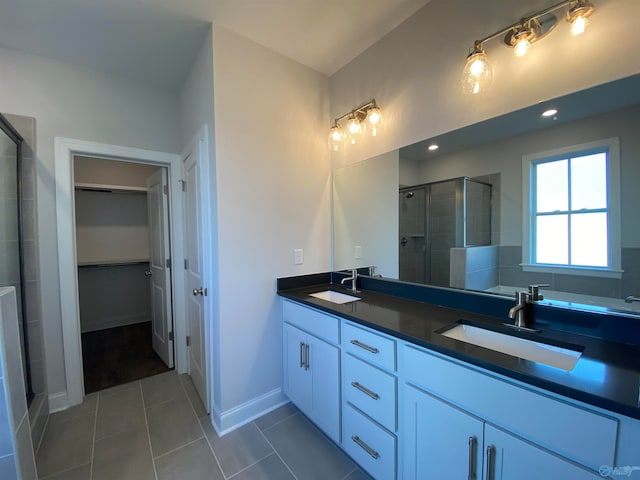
[294,248,304,265]
[355,245,362,259]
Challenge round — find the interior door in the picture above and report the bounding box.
[183,144,208,410]
[146,168,174,368]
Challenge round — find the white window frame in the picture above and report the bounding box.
[522,138,622,278]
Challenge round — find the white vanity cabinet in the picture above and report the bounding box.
[282,300,340,443]
[281,297,638,480]
[402,344,617,479]
[341,321,398,480]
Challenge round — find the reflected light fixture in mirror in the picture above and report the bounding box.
[461,0,595,95]
[327,99,383,150]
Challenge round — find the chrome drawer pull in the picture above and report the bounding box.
[304,343,310,371]
[299,342,305,368]
[351,381,380,400]
[350,339,379,354]
[485,445,495,480]
[351,435,380,460]
[468,436,477,480]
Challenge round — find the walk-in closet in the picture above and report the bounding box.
[74,156,173,393]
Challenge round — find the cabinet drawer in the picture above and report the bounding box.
[404,345,617,471]
[343,321,396,371]
[344,354,396,432]
[343,404,396,480]
[283,299,339,344]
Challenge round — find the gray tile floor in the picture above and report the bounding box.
[35,371,370,479]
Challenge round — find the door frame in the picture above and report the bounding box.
[54,137,186,408]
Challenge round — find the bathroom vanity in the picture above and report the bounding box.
[278,273,640,480]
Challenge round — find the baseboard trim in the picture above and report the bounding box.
[48,391,70,413]
[210,388,288,436]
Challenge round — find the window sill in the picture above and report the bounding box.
[521,264,623,279]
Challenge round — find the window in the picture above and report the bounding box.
[522,138,621,278]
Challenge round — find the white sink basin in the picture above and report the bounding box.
[441,323,582,371]
[309,290,361,304]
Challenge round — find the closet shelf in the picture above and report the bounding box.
[77,259,150,267]
[74,182,147,194]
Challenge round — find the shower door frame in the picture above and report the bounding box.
[0,113,34,405]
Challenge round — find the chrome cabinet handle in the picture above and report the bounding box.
[351,435,380,460]
[144,270,152,277]
[304,343,310,370]
[299,342,305,368]
[351,381,380,400]
[468,436,477,480]
[350,339,379,354]
[485,445,495,480]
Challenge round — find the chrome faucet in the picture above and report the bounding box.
[625,295,640,303]
[528,284,549,301]
[508,291,529,328]
[368,266,383,278]
[341,269,358,293]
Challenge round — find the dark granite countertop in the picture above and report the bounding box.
[278,280,640,421]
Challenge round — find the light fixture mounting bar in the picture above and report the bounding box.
[474,0,574,46]
[333,99,378,124]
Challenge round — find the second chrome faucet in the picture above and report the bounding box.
[340,269,359,293]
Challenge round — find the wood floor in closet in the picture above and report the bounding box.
[82,321,170,394]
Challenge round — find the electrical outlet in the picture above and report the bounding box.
[294,248,304,265]
[355,245,362,259]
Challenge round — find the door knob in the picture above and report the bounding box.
[144,270,152,277]
[192,287,205,296]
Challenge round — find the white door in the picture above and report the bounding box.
[183,143,208,410]
[146,168,174,368]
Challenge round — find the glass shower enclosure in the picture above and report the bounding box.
[399,176,492,287]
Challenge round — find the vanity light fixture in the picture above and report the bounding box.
[462,0,595,94]
[327,99,383,151]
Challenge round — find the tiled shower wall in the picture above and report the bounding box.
[3,114,47,452]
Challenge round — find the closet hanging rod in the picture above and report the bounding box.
[77,260,150,268]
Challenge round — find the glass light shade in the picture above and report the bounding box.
[328,125,343,151]
[570,15,589,35]
[345,116,361,145]
[514,37,531,57]
[365,107,383,137]
[461,50,493,95]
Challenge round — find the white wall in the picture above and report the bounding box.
[212,26,331,422]
[330,0,640,170]
[333,150,399,277]
[0,46,180,401]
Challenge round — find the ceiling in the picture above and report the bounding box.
[0,0,431,91]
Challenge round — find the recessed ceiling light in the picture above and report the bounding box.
[428,144,439,151]
[542,108,558,117]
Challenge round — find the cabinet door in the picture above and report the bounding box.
[403,385,484,480]
[283,323,311,412]
[309,334,340,443]
[484,424,602,480]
